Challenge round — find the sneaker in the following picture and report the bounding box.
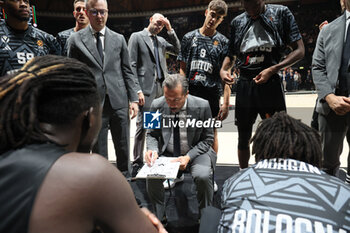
[214,181,218,193]
[346,174,350,185]
[163,174,184,189]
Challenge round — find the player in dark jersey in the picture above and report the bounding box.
[0,55,166,233]
[0,0,61,77]
[218,112,350,233]
[178,0,231,155]
[57,28,74,56]
[220,0,305,169]
[56,0,89,56]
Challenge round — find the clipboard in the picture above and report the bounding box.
[136,157,180,179]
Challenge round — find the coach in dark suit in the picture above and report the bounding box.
[145,74,216,219]
[67,0,139,175]
[312,2,350,177]
[128,13,180,173]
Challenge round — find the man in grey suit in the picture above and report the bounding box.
[145,74,217,220]
[312,0,350,177]
[67,0,139,175]
[128,13,180,174]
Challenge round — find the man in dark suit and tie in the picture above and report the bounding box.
[67,0,139,175]
[128,13,180,175]
[312,0,350,177]
[145,74,217,220]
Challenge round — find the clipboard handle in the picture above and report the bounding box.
[147,173,166,179]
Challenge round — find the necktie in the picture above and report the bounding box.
[173,113,181,157]
[339,21,350,95]
[343,21,350,67]
[95,32,104,62]
[151,36,163,81]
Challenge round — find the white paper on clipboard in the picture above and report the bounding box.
[136,157,180,179]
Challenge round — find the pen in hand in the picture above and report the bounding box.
[150,151,155,166]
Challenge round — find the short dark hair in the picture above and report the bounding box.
[250,112,322,167]
[208,0,228,16]
[162,74,189,95]
[0,55,100,154]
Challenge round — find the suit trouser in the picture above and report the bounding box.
[133,81,163,165]
[346,130,350,179]
[94,95,130,174]
[146,152,214,219]
[318,110,350,176]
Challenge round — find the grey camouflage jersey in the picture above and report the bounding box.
[0,21,61,76]
[227,4,301,77]
[178,29,228,96]
[219,159,350,233]
[56,28,74,56]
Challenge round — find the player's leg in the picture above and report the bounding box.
[235,79,256,169]
[237,124,253,169]
[213,129,218,153]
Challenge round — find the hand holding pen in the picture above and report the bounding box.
[145,150,158,167]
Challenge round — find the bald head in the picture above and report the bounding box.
[148,13,165,35]
[152,13,164,19]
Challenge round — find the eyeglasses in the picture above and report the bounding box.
[89,9,108,17]
[165,96,185,103]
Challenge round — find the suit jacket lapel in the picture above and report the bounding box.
[141,29,156,59]
[81,28,103,68]
[103,28,114,70]
[331,13,346,67]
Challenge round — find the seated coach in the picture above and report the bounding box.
[145,74,217,220]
